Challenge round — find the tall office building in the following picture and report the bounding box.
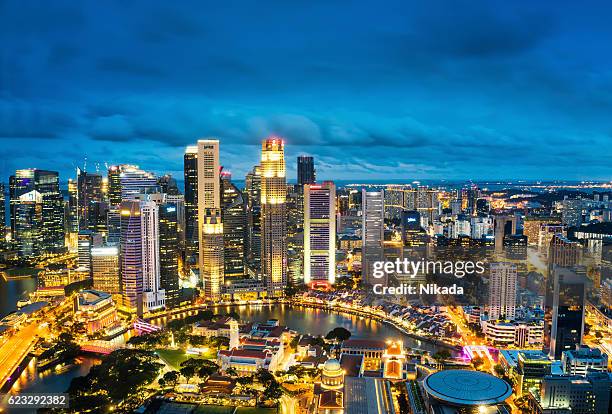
[362,189,384,285]
[548,234,581,269]
[544,267,587,359]
[297,155,315,186]
[159,202,180,308]
[9,169,65,257]
[286,184,304,284]
[405,186,439,224]
[140,201,165,312]
[221,171,246,278]
[67,178,79,234]
[488,263,518,320]
[261,138,287,296]
[77,231,93,272]
[197,139,224,298]
[184,146,199,260]
[0,183,6,246]
[157,174,180,195]
[119,166,157,201]
[493,215,518,252]
[303,182,336,287]
[77,168,106,233]
[119,201,143,314]
[91,246,121,294]
[107,165,123,206]
[245,165,262,275]
[561,198,583,228]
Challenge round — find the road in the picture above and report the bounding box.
[280,394,298,414]
[0,323,44,389]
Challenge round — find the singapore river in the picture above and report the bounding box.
[0,274,38,318]
[10,302,442,395]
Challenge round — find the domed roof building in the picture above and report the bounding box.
[316,358,345,413]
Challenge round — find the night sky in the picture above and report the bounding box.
[1,0,611,182]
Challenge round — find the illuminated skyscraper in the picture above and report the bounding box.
[9,169,65,257]
[297,155,315,186]
[184,146,199,260]
[544,267,586,359]
[261,138,287,296]
[362,189,384,285]
[304,182,336,287]
[221,171,246,278]
[159,202,180,308]
[488,263,517,320]
[0,183,6,246]
[245,165,262,275]
[119,165,158,200]
[77,168,106,233]
[197,139,224,298]
[91,246,121,294]
[107,165,123,206]
[140,200,165,312]
[120,201,144,314]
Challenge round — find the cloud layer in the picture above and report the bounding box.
[1,0,611,181]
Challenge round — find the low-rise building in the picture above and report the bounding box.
[562,346,608,376]
[74,290,119,335]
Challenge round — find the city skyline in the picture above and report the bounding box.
[2,1,612,181]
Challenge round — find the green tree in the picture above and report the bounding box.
[325,327,352,342]
[163,371,180,387]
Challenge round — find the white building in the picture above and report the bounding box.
[197,139,224,299]
[488,263,517,320]
[562,347,608,376]
[140,201,165,312]
[304,182,336,287]
[362,190,384,285]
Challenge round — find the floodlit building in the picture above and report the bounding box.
[304,182,336,287]
[197,139,224,299]
[260,138,287,296]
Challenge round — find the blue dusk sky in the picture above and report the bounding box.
[1,0,611,182]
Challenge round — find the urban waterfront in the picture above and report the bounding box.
[1,1,611,413]
[0,275,37,319]
[8,305,438,397]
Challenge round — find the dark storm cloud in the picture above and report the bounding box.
[0,0,611,181]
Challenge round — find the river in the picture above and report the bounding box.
[0,272,38,318]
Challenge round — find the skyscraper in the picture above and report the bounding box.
[140,201,165,312]
[119,200,165,315]
[107,165,123,206]
[362,189,384,285]
[488,263,518,320]
[9,169,65,257]
[119,165,157,200]
[91,246,121,294]
[545,267,587,359]
[120,200,143,314]
[261,138,287,296]
[184,146,199,260]
[197,139,224,298]
[245,165,262,275]
[221,171,246,278]
[0,183,6,247]
[77,168,106,233]
[158,202,180,308]
[304,182,336,287]
[297,155,315,186]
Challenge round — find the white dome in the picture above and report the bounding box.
[324,358,341,372]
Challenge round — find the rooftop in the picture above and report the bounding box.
[423,370,512,406]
